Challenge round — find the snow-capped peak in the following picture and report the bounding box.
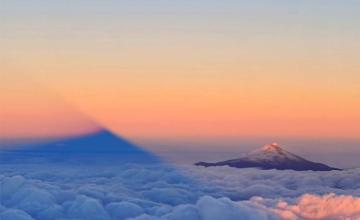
[195,142,341,171]
[246,143,303,162]
[261,143,281,152]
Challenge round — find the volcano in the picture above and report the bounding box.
[195,143,341,171]
[0,129,159,164]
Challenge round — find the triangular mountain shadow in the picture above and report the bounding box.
[0,128,160,164]
[0,76,160,164]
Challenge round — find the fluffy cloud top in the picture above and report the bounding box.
[1,163,360,219]
[271,193,360,220]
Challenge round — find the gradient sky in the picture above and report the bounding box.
[1,1,360,149]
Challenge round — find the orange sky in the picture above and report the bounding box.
[1,1,360,141]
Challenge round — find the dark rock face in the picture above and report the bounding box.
[195,143,341,171]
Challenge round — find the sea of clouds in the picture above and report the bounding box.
[1,163,360,220]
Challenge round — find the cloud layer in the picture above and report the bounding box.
[270,193,360,220]
[1,163,360,220]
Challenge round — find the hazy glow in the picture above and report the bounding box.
[1,0,360,141]
[0,74,100,139]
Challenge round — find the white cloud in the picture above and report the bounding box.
[271,193,360,220]
[106,201,144,219]
[1,163,360,219]
[0,209,35,220]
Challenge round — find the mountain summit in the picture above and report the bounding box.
[195,143,341,171]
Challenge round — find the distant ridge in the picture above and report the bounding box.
[0,129,159,164]
[195,143,341,171]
